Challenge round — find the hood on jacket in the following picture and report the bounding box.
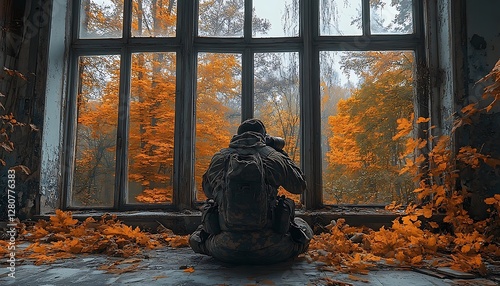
[228,131,266,149]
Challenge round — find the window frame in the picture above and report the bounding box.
[59,0,426,211]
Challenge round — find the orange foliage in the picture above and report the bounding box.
[8,210,188,266]
[0,240,10,255]
[308,219,376,274]
[485,194,500,212]
[195,52,241,200]
[128,52,176,204]
[309,58,500,276]
[477,58,500,113]
[277,186,301,206]
[324,51,415,205]
[308,210,496,275]
[1,66,36,169]
[75,2,242,204]
[135,187,173,204]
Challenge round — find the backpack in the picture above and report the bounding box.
[219,147,271,231]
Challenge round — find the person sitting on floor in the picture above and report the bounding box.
[189,118,313,264]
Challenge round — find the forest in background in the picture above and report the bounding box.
[72,0,416,206]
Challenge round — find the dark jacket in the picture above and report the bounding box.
[201,131,307,199]
[190,131,312,264]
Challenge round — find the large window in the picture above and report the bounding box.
[63,0,424,210]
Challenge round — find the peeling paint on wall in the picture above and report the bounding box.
[39,158,60,212]
[39,0,69,215]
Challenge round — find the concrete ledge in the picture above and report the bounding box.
[32,208,406,235]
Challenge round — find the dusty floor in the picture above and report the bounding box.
[1,246,498,286]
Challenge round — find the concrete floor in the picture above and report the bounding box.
[1,247,498,286]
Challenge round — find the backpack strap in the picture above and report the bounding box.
[257,145,273,159]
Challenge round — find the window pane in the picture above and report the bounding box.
[254,52,301,204]
[195,53,242,201]
[198,0,244,37]
[80,0,124,39]
[320,51,415,205]
[72,55,120,207]
[370,0,413,34]
[253,0,299,37]
[132,0,177,37]
[320,0,362,36]
[128,52,176,204]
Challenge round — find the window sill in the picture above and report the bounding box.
[34,207,407,235]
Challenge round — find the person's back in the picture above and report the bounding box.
[189,118,313,264]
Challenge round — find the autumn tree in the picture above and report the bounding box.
[73,55,120,206]
[81,0,124,38]
[254,52,300,163]
[129,52,177,203]
[76,1,179,205]
[198,0,270,37]
[324,51,415,204]
[370,0,413,33]
[74,1,176,204]
[195,52,241,201]
[330,0,413,34]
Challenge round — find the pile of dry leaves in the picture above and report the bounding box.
[1,210,189,266]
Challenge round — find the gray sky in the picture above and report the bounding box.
[253,0,295,37]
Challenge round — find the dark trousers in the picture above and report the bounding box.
[189,217,313,264]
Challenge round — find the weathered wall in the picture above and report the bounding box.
[0,0,50,220]
[465,0,500,100]
[39,0,68,215]
[460,0,500,219]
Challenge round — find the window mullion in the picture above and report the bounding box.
[301,0,322,209]
[123,0,132,38]
[113,0,133,209]
[241,0,253,120]
[173,0,196,210]
[242,48,254,120]
[63,51,80,210]
[115,49,131,209]
[65,1,81,209]
[362,0,371,36]
[244,0,252,40]
[72,1,81,43]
